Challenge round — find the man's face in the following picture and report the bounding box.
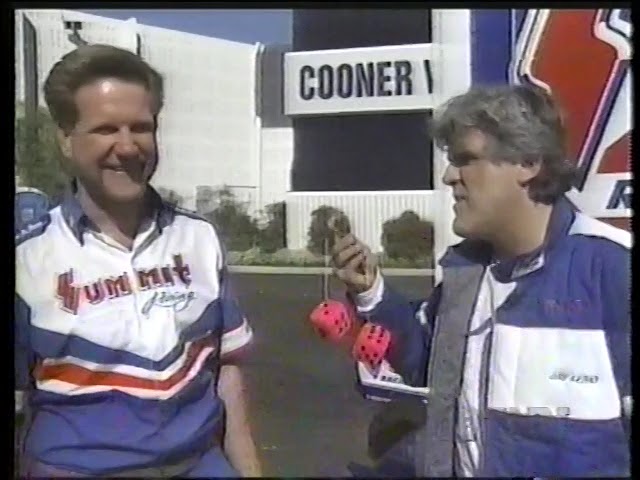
[442,129,531,240]
[60,78,157,205]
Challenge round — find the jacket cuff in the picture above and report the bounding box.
[354,270,384,313]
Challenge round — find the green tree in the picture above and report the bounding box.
[307,205,351,256]
[205,186,260,252]
[258,201,286,254]
[156,187,185,207]
[15,103,70,202]
[195,185,216,215]
[381,210,434,262]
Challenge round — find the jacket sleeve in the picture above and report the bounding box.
[600,243,631,427]
[218,260,254,361]
[15,294,32,415]
[351,271,441,387]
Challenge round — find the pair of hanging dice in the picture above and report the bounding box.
[309,299,391,370]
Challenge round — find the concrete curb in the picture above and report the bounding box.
[228,265,435,276]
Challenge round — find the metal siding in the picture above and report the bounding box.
[286,191,437,252]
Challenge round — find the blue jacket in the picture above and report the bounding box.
[356,197,631,477]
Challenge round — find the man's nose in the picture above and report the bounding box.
[442,163,460,187]
[113,129,139,157]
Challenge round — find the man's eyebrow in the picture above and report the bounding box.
[449,150,480,162]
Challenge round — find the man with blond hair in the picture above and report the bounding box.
[15,44,261,477]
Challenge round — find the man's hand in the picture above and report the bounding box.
[331,233,379,294]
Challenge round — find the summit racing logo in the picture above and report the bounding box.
[512,9,631,229]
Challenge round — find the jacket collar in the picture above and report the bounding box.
[439,196,578,281]
[61,186,175,245]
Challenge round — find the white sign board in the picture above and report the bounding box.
[284,44,438,116]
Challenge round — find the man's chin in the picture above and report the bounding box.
[103,184,148,205]
[452,218,469,238]
[452,217,480,240]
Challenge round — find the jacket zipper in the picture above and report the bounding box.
[477,271,497,474]
[423,268,486,477]
[415,297,444,477]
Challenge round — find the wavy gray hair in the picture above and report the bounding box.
[431,84,576,204]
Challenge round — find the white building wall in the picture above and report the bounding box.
[15,9,264,214]
[15,8,459,264]
[138,24,260,210]
[258,127,294,210]
[15,11,24,101]
[15,9,138,107]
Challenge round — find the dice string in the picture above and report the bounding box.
[322,236,330,302]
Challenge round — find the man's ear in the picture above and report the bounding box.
[516,160,542,186]
[56,128,72,159]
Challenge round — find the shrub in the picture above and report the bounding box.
[379,255,433,269]
[205,186,260,252]
[381,210,434,262]
[258,201,286,254]
[276,248,325,266]
[156,187,184,207]
[235,247,263,265]
[226,248,325,266]
[224,247,434,268]
[15,103,70,200]
[307,205,352,256]
[195,185,216,215]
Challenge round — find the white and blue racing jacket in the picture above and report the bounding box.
[353,196,631,477]
[15,190,253,476]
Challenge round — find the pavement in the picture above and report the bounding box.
[228,265,435,276]
[230,272,433,477]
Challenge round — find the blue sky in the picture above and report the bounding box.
[81,9,292,45]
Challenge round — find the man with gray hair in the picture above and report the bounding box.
[333,84,631,477]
